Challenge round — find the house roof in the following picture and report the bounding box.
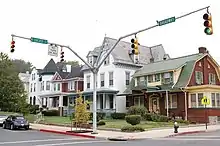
[81,37,168,71]
[133,53,205,77]
[40,59,59,75]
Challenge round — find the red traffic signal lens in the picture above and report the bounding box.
[11,41,15,45]
[204,20,212,27]
[203,13,210,20]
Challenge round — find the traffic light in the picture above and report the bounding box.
[60,51,64,62]
[131,38,139,55]
[11,40,15,53]
[203,13,213,35]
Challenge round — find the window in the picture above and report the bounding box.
[125,72,130,85]
[109,72,113,86]
[88,56,92,64]
[165,94,177,109]
[30,83,32,92]
[86,75,90,89]
[148,75,153,83]
[69,81,74,90]
[190,94,196,108]
[100,73,105,87]
[104,56,110,65]
[136,77,140,86]
[134,97,144,106]
[163,72,173,84]
[57,83,60,91]
[211,93,220,107]
[155,74,160,82]
[195,71,203,84]
[34,83,36,92]
[42,81,45,91]
[212,93,215,107]
[46,81,50,90]
[209,73,216,84]
[54,83,56,91]
[109,94,114,109]
[198,93,204,107]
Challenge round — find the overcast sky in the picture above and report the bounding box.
[0,0,219,69]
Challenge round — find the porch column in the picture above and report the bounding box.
[184,91,188,121]
[103,93,106,109]
[166,90,169,117]
[59,95,63,107]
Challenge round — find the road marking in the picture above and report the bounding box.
[0,138,81,145]
[177,135,220,138]
[152,138,220,141]
[34,141,111,146]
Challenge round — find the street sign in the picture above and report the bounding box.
[158,17,176,26]
[48,44,58,57]
[201,96,210,105]
[31,37,48,44]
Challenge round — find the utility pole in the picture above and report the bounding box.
[11,6,210,134]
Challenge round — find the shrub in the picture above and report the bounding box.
[127,106,147,116]
[89,112,106,122]
[125,115,141,125]
[97,120,106,126]
[172,119,190,124]
[111,113,126,119]
[158,115,169,122]
[28,104,39,114]
[121,125,145,132]
[42,110,59,116]
[143,113,153,121]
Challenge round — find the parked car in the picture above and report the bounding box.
[2,115,29,130]
[0,115,8,126]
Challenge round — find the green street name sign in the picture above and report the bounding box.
[158,17,176,26]
[31,37,48,44]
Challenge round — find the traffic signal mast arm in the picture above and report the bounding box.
[96,6,210,69]
[11,34,93,70]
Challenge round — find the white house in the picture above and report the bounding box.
[80,37,169,113]
[18,71,31,94]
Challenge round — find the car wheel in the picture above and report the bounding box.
[10,124,14,130]
[25,126,29,130]
[2,123,6,129]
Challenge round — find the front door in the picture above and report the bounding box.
[149,97,160,113]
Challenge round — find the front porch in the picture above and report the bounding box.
[65,89,119,116]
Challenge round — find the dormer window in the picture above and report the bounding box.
[104,56,110,65]
[88,56,92,64]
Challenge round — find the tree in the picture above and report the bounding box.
[11,59,34,73]
[65,61,79,66]
[0,52,27,112]
[74,94,90,129]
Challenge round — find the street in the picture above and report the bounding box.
[0,128,108,146]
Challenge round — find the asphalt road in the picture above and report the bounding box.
[0,128,108,146]
[2,127,220,146]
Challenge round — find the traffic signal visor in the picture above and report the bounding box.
[203,13,213,35]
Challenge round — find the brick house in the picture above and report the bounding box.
[119,47,220,123]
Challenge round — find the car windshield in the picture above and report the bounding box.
[14,116,24,120]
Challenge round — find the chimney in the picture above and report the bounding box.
[150,58,154,63]
[199,47,207,54]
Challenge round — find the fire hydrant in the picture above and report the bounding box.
[174,121,179,133]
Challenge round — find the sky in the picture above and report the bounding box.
[0,0,219,69]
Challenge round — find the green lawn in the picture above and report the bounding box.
[99,119,186,129]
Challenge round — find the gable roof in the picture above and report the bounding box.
[40,59,58,75]
[81,37,168,71]
[133,53,205,77]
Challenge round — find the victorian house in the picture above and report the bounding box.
[77,37,169,113]
[121,47,220,123]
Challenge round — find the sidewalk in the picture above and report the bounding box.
[30,123,220,140]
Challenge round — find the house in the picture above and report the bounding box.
[18,71,31,98]
[122,47,220,123]
[28,59,83,116]
[76,37,168,114]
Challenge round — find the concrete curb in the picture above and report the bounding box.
[39,129,96,139]
[107,136,142,141]
[165,130,206,138]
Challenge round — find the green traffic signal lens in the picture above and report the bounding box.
[204,28,213,35]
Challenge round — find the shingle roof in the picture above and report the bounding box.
[133,53,205,77]
[82,37,168,71]
[41,59,58,75]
